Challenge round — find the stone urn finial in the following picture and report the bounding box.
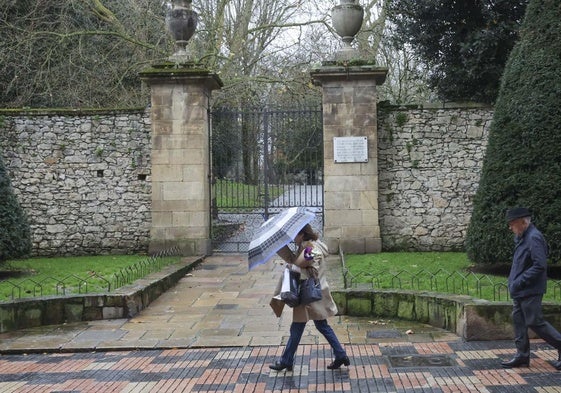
[331,0,364,60]
[165,0,198,63]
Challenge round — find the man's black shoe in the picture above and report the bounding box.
[501,356,530,368]
[550,351,561,370]
[552,360,561,370]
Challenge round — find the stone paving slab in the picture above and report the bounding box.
[0,254,560,392]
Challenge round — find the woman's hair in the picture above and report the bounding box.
[299,224,318,241]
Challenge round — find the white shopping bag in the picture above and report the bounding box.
[280,268,300,307]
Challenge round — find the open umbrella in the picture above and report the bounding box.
[248,207,315,270]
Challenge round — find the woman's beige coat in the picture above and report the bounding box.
[271,240,338,322]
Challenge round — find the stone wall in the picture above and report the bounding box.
[0,109,152,256]
[0,104,493,256]
[332,287,561,341]
[377,104,493,251]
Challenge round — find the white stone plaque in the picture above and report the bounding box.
[333,136,368,163]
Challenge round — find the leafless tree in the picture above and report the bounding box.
[0,0,430,108]
[0,0,169,107]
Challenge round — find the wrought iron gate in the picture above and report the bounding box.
[210,106,324,252]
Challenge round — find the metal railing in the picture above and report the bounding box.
[1,247,181,302]
[340,251,561,302]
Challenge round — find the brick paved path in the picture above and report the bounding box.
[0,341,560,392]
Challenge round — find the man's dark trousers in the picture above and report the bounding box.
[512,295,561,357]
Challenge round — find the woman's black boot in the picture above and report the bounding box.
[327,356,350,369]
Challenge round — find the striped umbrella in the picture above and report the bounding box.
[248,207,315,270]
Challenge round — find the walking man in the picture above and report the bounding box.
[501,207,561,369]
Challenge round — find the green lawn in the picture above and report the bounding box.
[214,178,283,209]
[344,252,561,302]
[6,251,561,304]
[0,254,182,302]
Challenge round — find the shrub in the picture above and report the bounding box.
[0,150,32,263]
[466,0,561,264]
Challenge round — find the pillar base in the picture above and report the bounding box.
[325,237,382,254]
[149,238,211,257]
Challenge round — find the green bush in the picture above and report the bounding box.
[0,150,32,263]
[466,0,561,264]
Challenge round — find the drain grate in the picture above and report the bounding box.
[367,330,402,339]
[389,355,456,367]
[214,304,238,310]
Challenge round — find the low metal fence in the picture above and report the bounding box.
[340,251,561,302]
[1,247,181,302]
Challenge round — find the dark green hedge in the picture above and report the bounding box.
[466,0,561,264]
[0,150,32,263]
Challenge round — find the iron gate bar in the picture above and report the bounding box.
[210,106,324,253]
[263,109,270,219]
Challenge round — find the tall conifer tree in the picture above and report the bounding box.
[0,150,32,263]
[466,0,561,264]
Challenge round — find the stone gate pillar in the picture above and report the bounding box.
[140,66,222,256]
[311,65,387,254]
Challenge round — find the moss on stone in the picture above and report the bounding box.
[64,303,84,323]
[22,307,42,328]
[372,292,398,316]
[346,293,372,316]
[396,296,415,320]
[0,308,16,331]
[139,63,224,88]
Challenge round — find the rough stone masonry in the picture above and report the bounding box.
[0,109,152,256]
[0,104,492,256]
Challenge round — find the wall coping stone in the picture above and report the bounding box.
[0,108,146,116]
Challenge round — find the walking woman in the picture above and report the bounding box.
[270,224,350,371]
